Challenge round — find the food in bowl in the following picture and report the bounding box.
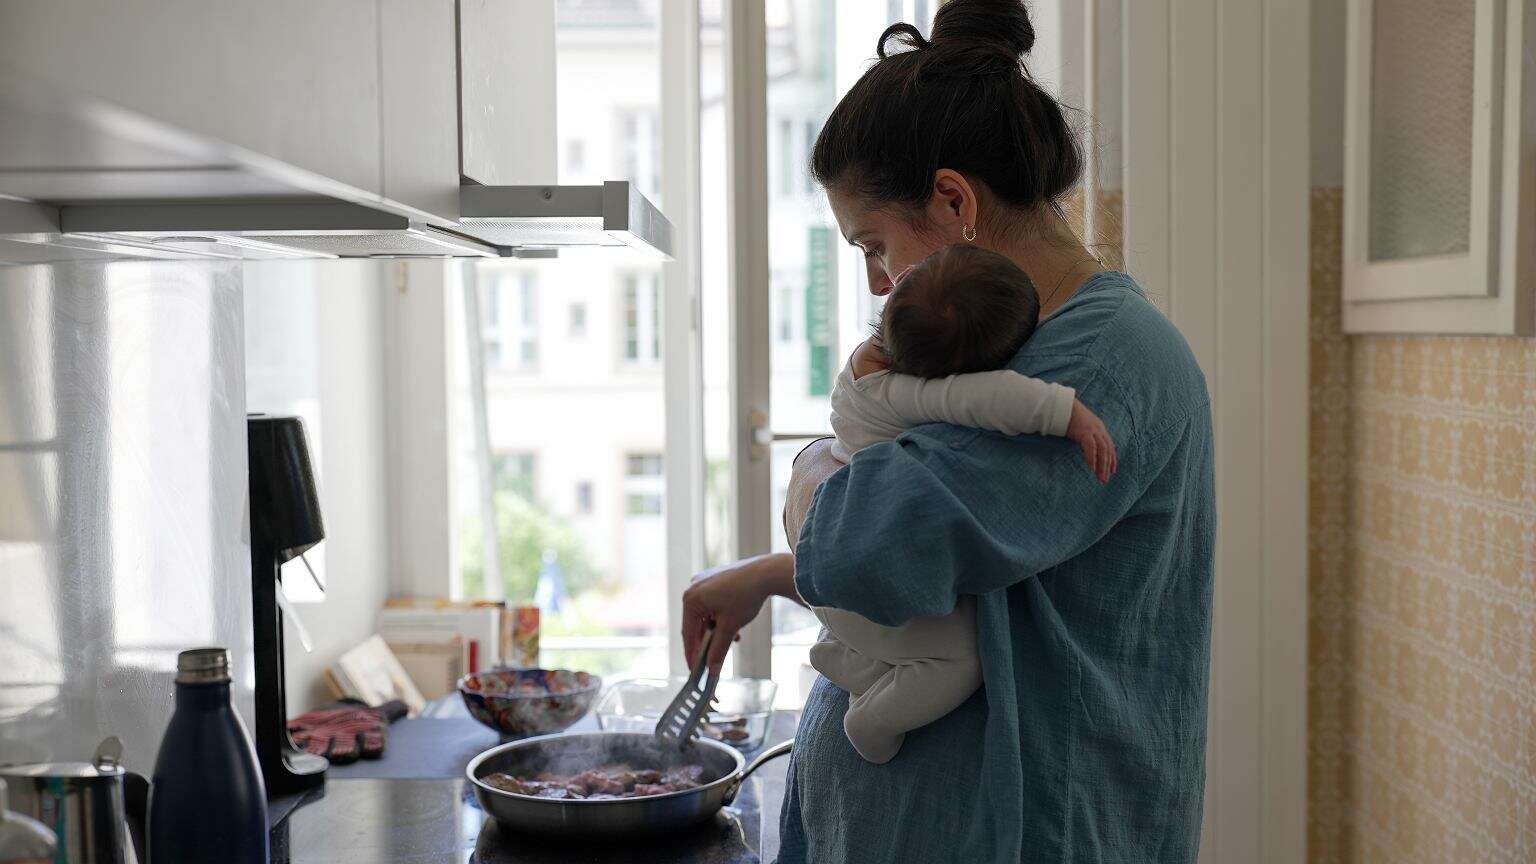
[700,714,751,743]
[482,762,706,800]
[458,668,601,736]
[594,677,775,750]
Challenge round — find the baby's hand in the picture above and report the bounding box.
[850,336,891,379]
[1066,399,1117,484]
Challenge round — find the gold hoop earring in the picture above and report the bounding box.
[962,224,977,243]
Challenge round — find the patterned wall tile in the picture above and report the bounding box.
[1308,187,1536,863]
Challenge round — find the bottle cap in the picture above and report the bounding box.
[176,647,231,684]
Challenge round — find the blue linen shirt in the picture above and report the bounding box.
[779,272,1215,863]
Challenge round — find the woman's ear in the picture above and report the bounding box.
[927,169,979,242]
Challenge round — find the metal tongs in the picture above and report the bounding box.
[654,624,720,749]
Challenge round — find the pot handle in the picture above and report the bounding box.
[723,738,793,805]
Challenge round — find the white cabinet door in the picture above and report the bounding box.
[0,0,383,197]
[1343,0,1536,334]
[381,0,461,221]
[458,0,557,185]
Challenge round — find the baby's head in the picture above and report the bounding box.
[878,244,1041,378]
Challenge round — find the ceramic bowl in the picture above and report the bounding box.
[458,668,602,737]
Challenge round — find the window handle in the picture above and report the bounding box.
[747,408,772,460]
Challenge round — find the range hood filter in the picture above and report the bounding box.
[58,201,500,259]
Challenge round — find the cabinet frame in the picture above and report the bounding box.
[1343,0,1535,334]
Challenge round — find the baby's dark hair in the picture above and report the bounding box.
[878,244,1040,378]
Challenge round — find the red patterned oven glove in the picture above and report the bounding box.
[287,700,407,764]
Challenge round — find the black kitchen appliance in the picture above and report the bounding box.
[247,414,328,796]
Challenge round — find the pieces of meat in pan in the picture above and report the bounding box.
[484,763,707,800]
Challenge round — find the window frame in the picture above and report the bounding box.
[722,0,774,678]
[659,0,708,677]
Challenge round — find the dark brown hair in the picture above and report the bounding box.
[879,244,1041,378]
[810,0,1082,228]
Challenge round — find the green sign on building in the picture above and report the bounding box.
[806,226,836,397]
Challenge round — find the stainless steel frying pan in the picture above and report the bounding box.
[466,731,793,837]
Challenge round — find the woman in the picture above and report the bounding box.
[683,1,1214,861]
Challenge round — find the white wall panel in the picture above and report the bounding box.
[1123,2,1310,861]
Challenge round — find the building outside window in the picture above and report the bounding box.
[569,302,588,338]
[776,285,794,343]
[483,273,504,367]
[802,120,817,194]
[617,108,660,200]
[575,480,594,514]
[621,273,661,366]
[779,117,796,196]
[624,455,663,518]
[494,451,537,498]
[483,272,539,372]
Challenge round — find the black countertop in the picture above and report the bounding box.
[268,707,796,864]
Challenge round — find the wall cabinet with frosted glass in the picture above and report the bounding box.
[1343,0,1535,334]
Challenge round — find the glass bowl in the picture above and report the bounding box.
[594,677,777,751]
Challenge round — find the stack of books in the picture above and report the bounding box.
[377,599,509,699]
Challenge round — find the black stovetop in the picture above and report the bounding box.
[265,709,795,864]
[269,778,765,864]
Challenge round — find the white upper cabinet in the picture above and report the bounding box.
[381,0,461,221]
[0,0,565,233]
[0,0,385,198]
[1343,0,1535,334]
[458,0,557,186]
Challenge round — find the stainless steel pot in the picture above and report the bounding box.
[0,737,138,864]
[466,731,792,837]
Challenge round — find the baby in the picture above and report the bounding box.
[810,243,1116,764]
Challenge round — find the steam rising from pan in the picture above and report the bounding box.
[473,732,737,785]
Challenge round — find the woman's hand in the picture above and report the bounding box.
[681,439,843,675]
[681,553,792,675]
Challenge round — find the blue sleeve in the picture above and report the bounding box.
[792,412,1143,627]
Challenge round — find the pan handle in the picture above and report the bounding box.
[723,738,794,805]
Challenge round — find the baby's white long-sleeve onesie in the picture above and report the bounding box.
[811,357,1075,764]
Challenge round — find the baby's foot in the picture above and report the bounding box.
[843,707,903,764]
[810,640,890,695]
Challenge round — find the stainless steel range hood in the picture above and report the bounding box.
[12,181,674,262]
[459,181,673,258]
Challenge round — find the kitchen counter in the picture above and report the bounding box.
[268,709,797,864]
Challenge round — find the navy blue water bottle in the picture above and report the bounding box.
[149,648,269,864]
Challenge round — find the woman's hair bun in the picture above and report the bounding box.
[876,22,929,60]
[928,0,1035,62]
[820,0,1081,217]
